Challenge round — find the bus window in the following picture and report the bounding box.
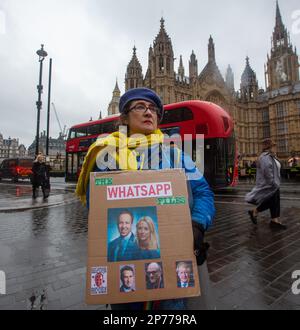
[87,124,101,136]
[76,127,87,138]
[161,107,193,125]
[102,121,116,133]
[160,126,180,136]
[69,129,76,139]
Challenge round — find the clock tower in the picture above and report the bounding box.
[265,1,299,91]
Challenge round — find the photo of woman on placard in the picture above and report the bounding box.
[136,216,160,259]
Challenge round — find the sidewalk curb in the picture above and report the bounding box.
[0,197,77,213]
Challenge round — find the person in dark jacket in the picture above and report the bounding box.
[31,154,51,199]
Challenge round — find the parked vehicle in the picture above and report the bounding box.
[66,101,238,189]
[0,158,34,182]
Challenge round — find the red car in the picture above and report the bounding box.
[0,158,34,182]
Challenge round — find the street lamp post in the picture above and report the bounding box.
[35,44,48,156]
[7,137,11,158]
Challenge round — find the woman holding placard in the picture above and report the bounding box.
[76,87,216,310]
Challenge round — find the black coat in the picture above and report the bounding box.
[31,162,51,188]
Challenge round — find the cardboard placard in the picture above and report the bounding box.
[86,169,200,305]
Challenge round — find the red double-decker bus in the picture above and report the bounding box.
[66,101,238,189]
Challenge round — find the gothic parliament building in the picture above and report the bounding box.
[107,3,300,164]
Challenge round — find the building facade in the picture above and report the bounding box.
[0,133,27,162]
[112,3,299,165]
[28,131,66,171]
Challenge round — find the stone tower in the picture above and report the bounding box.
[265,1,300,91]
[125,46,144,91]
[225,65,235,93]
[189,50,198,82]
[107,80,121,116]
[144,18,175,103]
[178,55,185,80]
[240,57,259,102]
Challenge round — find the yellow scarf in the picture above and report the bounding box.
[75,129,164,205]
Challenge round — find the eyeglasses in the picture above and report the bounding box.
[147,270,159,275]
[129,103,159,115]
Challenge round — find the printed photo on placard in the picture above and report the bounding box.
[176,261,195,288]
[119,265,136,293]
[107,207,161,262]
[145,262,164,290]
[91,267,107,295]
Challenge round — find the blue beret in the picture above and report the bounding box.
[119,88,164,119]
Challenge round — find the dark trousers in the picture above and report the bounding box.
[257,189,280,219]
[32,185,49,198]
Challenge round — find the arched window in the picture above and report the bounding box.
[159,56,164,72]
[166,57,170,73]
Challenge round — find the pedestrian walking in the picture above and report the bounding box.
[76,87,216,310]
[245,139,287,230]
[31,153,51,200]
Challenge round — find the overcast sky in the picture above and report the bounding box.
[0,0,299,147]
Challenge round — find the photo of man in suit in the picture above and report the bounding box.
[107,210,139,262]
[176,261,195,288]
[120,265,135,293]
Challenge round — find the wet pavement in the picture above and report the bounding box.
[0,179,76,212]
[0,179,299,310]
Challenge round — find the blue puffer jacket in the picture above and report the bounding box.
[86,144,215,231]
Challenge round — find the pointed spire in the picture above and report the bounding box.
[208,35,216,63]
[128,45,141,67]
[154,17,171,45]
[179,55,183,67]
[226,65,235,91]
[178,55,185,78]
[241,56,257,87]
[189,50,198,79]
[113,79,120,95]
[272,1,289,51]
[246,56,250,66]
[125,45,143,90]
[240,57,258,101]
[149,44,153,56]
[276,1,283,27]
[190,50,196,61]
